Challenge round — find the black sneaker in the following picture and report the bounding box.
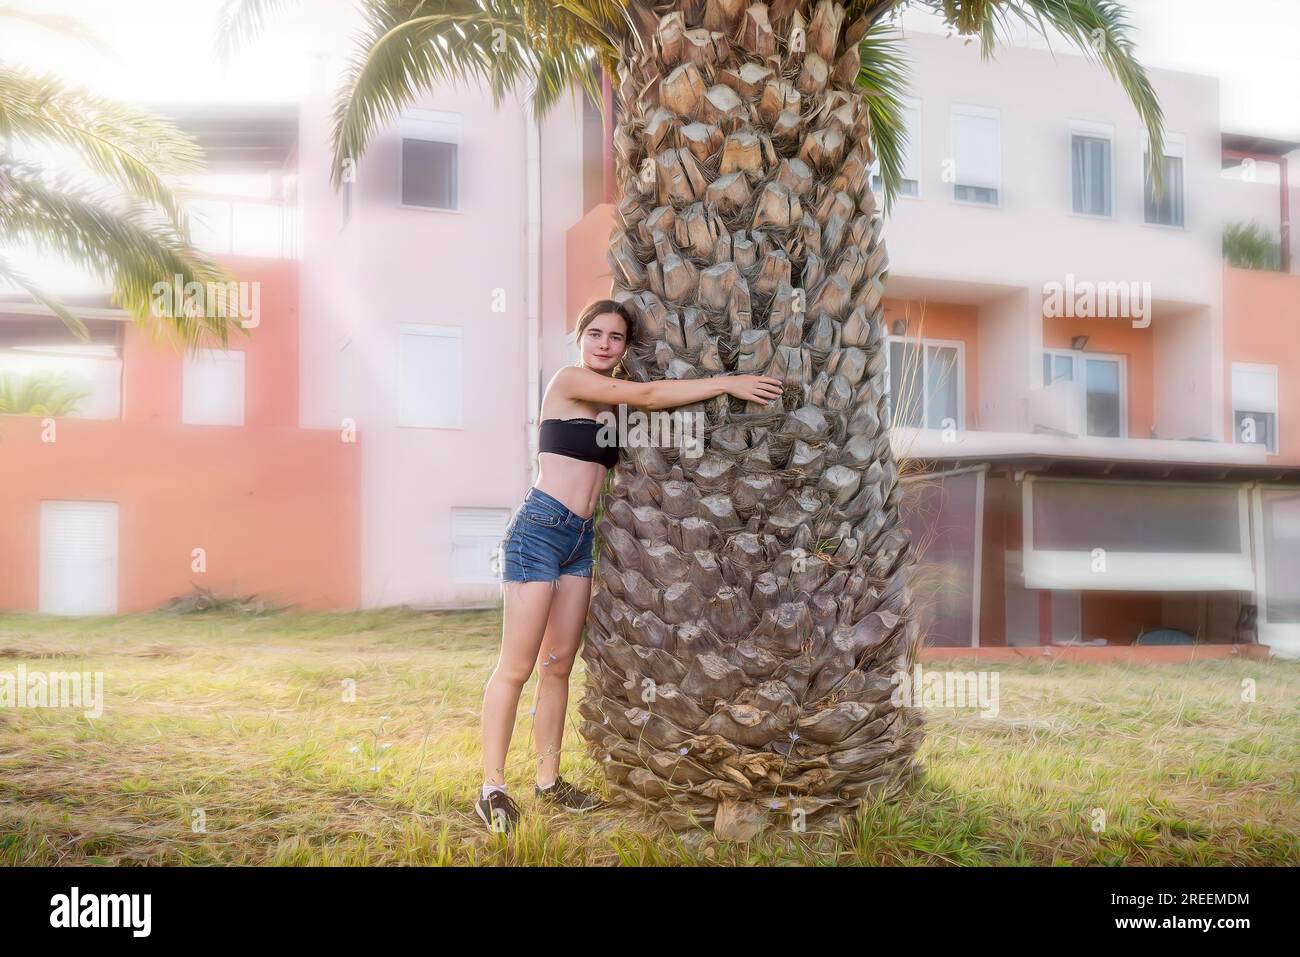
[475,788,521,834]
[535,775,607,813]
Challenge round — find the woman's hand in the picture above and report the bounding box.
[722,374,785,405]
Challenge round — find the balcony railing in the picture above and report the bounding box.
[181,194,301,260]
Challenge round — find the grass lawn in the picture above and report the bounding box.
[0,607,1295,865]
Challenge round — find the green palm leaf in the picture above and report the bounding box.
[0,160,237,347]
[0,67,204,227]
[1,7,239,345]
[854,21,914,216]
[327,1,620,187]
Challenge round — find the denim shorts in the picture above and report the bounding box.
[501,487,595,583]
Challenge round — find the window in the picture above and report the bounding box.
[1232,362,1278,453]
[1024,477,1253,591]
[0,320,122,419]
[1070,121,1114,216]
[398,324,462,428]
[451,508,512,583]
[885,336,963,430]
[179,172,295,258]
[1259,488,1300,624]
[871,98,921,198]
[1144,132,1185,227]
[1042,349,1125,438]
[400,110,460,210]
[950,105,1000,205]
[182,348,245,426]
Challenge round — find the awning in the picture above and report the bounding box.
[1022,475,1254,591]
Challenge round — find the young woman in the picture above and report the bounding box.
[475,299,784,833]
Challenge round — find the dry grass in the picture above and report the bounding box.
[0,608,1295,865]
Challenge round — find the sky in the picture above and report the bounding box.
[1,0,1296,140]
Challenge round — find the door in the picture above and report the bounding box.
[40,501,118,615]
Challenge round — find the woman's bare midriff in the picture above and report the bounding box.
[533,400,616,519]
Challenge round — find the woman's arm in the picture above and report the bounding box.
[554,366,783,412]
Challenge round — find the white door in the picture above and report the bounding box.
[40,501,119,615]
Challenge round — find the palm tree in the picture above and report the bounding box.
[223,0,1166,833]
[0,6,236,345]
[0,370,89,415]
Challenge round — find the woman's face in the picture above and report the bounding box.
[579,312,629,374]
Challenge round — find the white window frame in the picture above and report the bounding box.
[870,97,922,201]
[397,322,462,429]
[1231,361,1279,454]
[1068,119,1116,219]
[182,348,246,426]
[398,109,462,213]
[884,335,966,431]
[949,104,1001,208]
[1042,348,1127,439]
[1142,130,1187,230]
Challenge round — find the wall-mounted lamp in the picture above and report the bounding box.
[1070,335,1089,350]
[891,319,908,336]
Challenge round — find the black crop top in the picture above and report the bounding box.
[539,417,619,468]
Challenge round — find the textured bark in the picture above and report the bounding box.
[579,0,924,834]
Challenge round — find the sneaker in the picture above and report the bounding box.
[535,775,607,813]
[475,788,521,835]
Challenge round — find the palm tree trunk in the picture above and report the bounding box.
[578,0,925,835]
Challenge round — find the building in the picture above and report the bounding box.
[565,31,1299,657]
[0,104,360,614]
[2,11,1296,657]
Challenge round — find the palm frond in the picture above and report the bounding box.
[911,0,1167,198]
[0,251,88,340]
[214,0,299,63]
[0,370,90,417]
[328,0,620,187]
[0,160,238,348]
[854,21,914,217]
[0,67,204,227]
[0,3,113,56]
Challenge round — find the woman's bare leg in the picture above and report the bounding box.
[532,573,593,787]
[481,580,555,788]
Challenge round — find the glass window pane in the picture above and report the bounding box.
[1145,153,1185,227]
[1085,358,1121,437]
[925,345,959,429]
[1262,490,1300,623]
[900,471,980,646]
[1033,481,1242,553]
[402,139,458,209]
[887,340,923,428]
[1234,410,1276,452]
[1072,135,1112,215]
